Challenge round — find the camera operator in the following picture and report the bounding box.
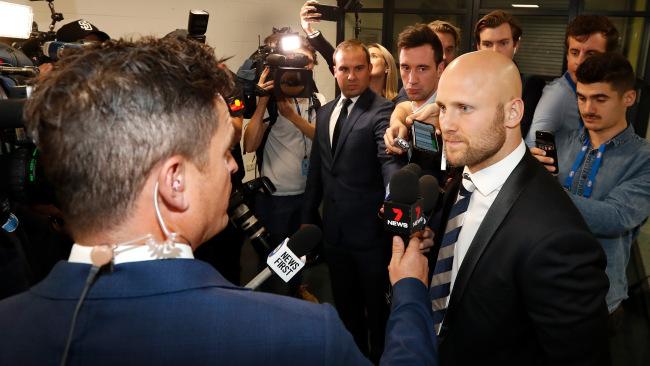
[243,33,325,268]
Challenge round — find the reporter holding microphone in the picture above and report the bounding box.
[0,36,437,366]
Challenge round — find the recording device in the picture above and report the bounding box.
[238,27,314,109]
[187,10,209,43]
[40,40,86,61]
[394,137,410,151]
[308,4,341,22]
[245,224,321,290]
[384,168,426,240]
[384,164,441,242]
[535,130,559,175]
[228,177,276,258]
[411,120,440,155]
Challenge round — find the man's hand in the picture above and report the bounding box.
[277,97,299,121]
[413,227,434,254]
[388,236,429,286]
[257,67,274,103]
[406,103,441,135]
[300,1,320,35]
[530,147,557,173]
[384,123,409,155]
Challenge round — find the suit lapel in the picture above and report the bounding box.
[447,152,537,311]
[332,88,374,165]
[321,96,339,162]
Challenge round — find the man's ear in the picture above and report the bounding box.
[437,61,445,76]
[623,89,637,107]
[157,156,190,212]
[504,98,524,129]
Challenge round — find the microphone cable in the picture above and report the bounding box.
[59,264,104,366]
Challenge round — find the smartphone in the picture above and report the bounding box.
[308,4,341,22]
[535,130,559,175]
[411,120,439,155]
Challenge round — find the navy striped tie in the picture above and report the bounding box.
[430,175,474,334]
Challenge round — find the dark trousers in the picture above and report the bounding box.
[324,241,391,364]
[254,192,304,295]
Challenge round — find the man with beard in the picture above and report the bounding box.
[424,50,609,365]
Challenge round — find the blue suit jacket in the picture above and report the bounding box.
[302,88,404,249]
[0,259,437,365]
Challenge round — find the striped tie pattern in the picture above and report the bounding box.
[430,176,474,334]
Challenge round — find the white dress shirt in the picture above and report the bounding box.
[69,241,194,265]
[449,140,527,294]
[328,95,360,147]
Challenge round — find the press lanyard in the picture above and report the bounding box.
[564,72,577,93]
[563,136,605,198]
[294,98,309,158]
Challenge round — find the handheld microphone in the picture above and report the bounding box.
[384,168,426,240]
[418,174,441,225]
[41,41,86,61]
[245,224,321,290]
[403,162,422,178]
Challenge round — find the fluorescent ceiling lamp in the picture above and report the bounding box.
[0,1,33,39]
[511,3,540,7]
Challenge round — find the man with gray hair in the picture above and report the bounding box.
[0,37,436,365]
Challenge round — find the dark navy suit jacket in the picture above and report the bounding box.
[302,88,404,249]
[0,258,437,365]
[431,152,609,365]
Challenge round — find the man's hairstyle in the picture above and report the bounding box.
[397,23,444,65]
[428,20,461,49]
[23,37,234,235]
[566,15,619,52]
[576,52,636,94]
[474,10,522,47]
[333,39,370,65]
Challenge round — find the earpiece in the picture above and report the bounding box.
[172,180,181,192]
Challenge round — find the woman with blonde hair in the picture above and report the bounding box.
[367,43,399,101]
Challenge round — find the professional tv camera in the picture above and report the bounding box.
[237,27,315,118]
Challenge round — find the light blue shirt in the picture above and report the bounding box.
[525,72,582,147]
[556,125,650,312]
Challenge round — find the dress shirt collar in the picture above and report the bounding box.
[462,140,526,196]
[338,94,360,107]
[69,241,194,265]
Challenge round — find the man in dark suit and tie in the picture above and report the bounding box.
[0,36,437,366]
[302,39,404,362]
[421,50,610,365]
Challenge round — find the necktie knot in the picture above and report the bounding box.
[460,173,475,197]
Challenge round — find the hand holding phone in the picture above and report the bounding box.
[535,130,559,175]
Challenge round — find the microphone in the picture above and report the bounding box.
[41,41,86,61]
[418,174,441,225]
[383,168,426,241]
[403,162,422,178]
[245,224,321,290]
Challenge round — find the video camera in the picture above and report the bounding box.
[228,176,276,259]
[237,27,314,118]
